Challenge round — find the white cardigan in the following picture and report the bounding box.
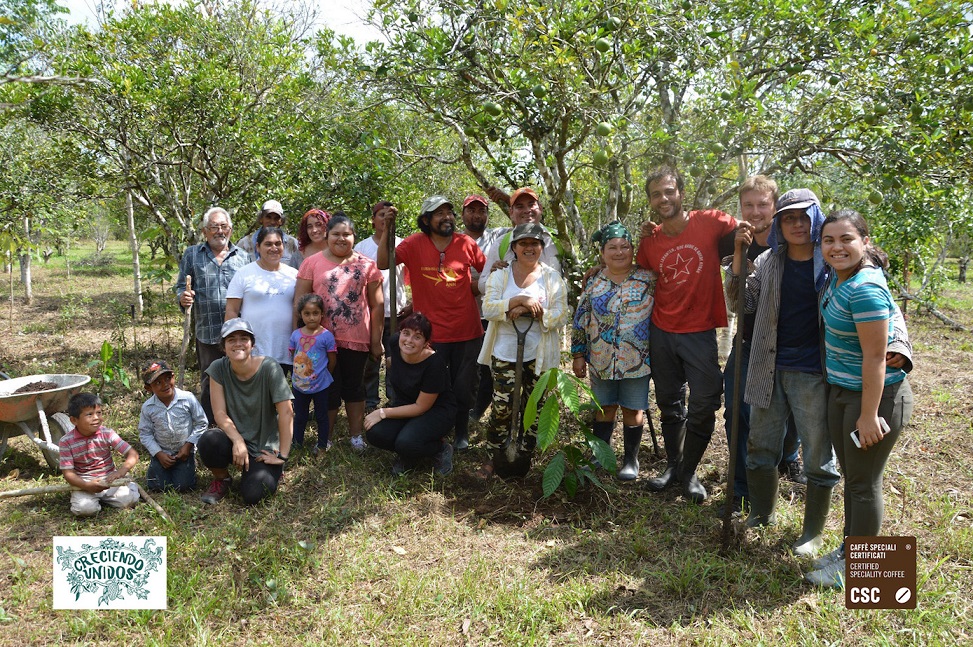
[477,262,568,374]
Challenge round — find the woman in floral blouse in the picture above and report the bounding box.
[572,222,656,481]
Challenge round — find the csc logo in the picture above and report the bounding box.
[850,587,881,604]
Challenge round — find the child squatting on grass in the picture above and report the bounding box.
[58,392,140,517]
[138,359,208,492]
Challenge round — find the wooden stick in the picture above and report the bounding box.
[177,275,193,389]
[135,482,172,524]
[0,478,132,499]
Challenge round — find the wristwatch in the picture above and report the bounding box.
[276,451,289,463]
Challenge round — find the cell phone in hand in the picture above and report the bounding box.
[851,416,891,448]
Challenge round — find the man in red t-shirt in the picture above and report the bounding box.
[377,195,486,450]
[636,166,738,503]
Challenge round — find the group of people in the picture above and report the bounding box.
[58,166,914,592]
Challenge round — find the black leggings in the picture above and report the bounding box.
[328,347,369,410]
[366,407,454,460]
[197,429,283,506]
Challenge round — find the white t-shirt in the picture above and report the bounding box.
[354,235,408,318]
[226,262,299,365]
[492,275,545,363]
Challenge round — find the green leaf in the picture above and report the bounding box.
[524,368,553,428]
[562,470,578,497]
[542,451,565,497]
[555,370,580,414]
[535,396,560,451]
[588,431,617,474]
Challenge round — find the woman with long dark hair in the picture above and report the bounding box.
[806,209,914,588]
[294,214,383,450]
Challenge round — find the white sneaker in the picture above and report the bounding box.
[805,558,845,589]
[811,546,844,571]
[350,435,366,452]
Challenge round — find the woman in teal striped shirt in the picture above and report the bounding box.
[806,209,914,588]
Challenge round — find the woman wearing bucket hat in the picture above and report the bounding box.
[572,222,656,481]
[196,318,294,506]
[476,222,568,478]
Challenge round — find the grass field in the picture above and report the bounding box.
[0,241,971,645]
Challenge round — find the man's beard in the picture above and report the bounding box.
[435,221,455,237]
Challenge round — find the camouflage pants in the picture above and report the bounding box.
[486,357,540,451]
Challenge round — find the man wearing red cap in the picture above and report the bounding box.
[477,187,563,295]
[461,194,502,421]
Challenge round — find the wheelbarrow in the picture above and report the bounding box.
[0,373,91,471]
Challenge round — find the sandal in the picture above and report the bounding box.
[474,463,495,480]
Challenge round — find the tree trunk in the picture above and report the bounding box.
[127,190,144,319]
[958,256,969,283]
[19,252,32,305]
[20,216,32,305]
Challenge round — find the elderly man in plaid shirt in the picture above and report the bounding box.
[175,206,252,423]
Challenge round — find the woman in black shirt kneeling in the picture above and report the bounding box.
[364,312,456,475]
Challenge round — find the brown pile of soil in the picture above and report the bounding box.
[11,381,59,394]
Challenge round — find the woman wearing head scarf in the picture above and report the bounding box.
[572,222,656,480]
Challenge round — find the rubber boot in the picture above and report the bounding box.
[679,432,709,504]
[792,484,833,556]
[646,423,684,491]
[744,466,779,527]
[618,425,642,481]
[590,421,614,470]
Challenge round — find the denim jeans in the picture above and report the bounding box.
[146,453,197,492]
[724,340,801,497]
[747,369,840,488]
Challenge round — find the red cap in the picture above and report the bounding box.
[509,187,540,206]
[463,195,488,208]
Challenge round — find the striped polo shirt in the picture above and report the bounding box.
[59,426,132,479]
[821,267,906,390]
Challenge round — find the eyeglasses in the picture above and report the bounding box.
[207,224,231,232]
[438,251,446,275]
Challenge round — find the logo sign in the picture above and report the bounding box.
[845,536,916,609]
[53,536,167,609]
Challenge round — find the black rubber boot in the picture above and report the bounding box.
[744,466,779,527]
[679,432,710,504]
[792,484,833,556]
[591,421,614,469]
[646,423,684,491]
[618,425,642,481]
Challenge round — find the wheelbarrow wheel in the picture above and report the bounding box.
[41,412,71,471]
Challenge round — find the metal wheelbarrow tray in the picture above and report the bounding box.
[0,374,91,471]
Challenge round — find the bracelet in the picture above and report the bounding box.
[379,408,387,419]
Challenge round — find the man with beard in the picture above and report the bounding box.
[175,206,252,423]
[460,195,502,422]
[637,166,738,503]
[377,196,486,450]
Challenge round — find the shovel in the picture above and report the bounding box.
[492,315,535,479]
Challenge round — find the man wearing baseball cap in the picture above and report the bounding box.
[460,194,503,421]
[236,199,304,270]
[377,195,486,450]
[477,187,564,295]
[138,359,208,492]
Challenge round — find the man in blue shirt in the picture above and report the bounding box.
[175,207,252,423]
